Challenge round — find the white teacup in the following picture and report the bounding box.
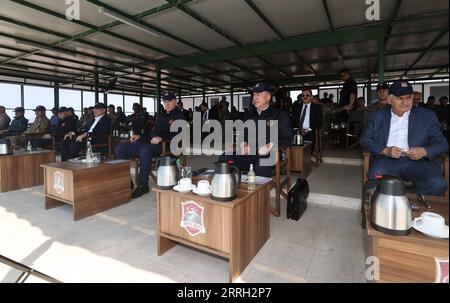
[419,212,446,231]
[197,180,210,194]
[178,178,192,190]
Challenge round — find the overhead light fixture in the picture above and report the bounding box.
[98,7,160,38]
[15,40,77,57]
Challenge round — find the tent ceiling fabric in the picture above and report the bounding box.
[0,0,448,96]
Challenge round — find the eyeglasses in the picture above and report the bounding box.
[302,94,311,98]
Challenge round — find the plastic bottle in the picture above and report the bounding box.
[247,164,256,191]
[26,141,32,152]
[86,137,93,163]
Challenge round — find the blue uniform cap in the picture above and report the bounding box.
[389,80,414,97]
[162,92,176,101]
[252,82,272,93]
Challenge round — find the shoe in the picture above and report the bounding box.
[131,185,149,199]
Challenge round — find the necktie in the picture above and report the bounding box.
[299,105,308,129]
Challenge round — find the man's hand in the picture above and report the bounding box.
[63,131,75,140]
[76,133,87,143]
[240,142,250,156]
[150,136,162,144]
[130,134,141,143]
[43,134,51,139]
[406,147,427,160]
[258,142,274,156]
[344,104,352,111]
[301,128,310,135]
[382,146,404,159]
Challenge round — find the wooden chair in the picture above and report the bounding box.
[346,110,364,151]
[362,151,449,198]
[312,129,323,167]
[270,146,292,217]
[90,134,113,159]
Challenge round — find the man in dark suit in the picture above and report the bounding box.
[115,92,186,198]
[361,80,448,196]
[60,103,111,161]
[219,82,292,177]
[291,87,322,151]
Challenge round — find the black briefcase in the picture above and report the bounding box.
[287,178,309,220]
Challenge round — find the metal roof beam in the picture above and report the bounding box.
[157,25,385,69]
[402,29,448,78]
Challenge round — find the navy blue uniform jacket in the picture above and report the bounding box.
[360,107,448,159]
[142,108,186,142]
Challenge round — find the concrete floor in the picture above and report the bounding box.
[0,184,365,283]
[0,151,367,283]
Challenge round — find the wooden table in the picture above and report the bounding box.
[290,141,312,177]
[364,195,449,282]
[0,150,55,192]
[41,160,131,221]
[154,180,270,282]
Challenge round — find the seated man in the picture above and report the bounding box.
[361,80,448,196]
[115,92,186,198]
[291,87,322,152]
[0,106,11,130]
[0,107,28,138]
[60,103,111,161]
[9,106,50,147]
[219,82,292,177]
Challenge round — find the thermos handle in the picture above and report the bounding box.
[231,165,241,186]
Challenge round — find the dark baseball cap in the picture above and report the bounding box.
[58,106,70,113]
[389,80,414,97]
[13,107,24,113]
[376,81,389,91]
[252,82,272,93]
[33,105,46,112]
[94,102,107,109]
[162,92,176,101]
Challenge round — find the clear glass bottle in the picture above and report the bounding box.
[86,137,93,163]
[247,164,256,191]
[26,140,32,152]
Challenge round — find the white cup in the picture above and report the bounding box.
[178,178,191,190]
[419,212,445,231]
[197,180,210,194]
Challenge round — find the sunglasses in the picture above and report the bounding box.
[302,94,311,98]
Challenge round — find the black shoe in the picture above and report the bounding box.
[131,185,149,199]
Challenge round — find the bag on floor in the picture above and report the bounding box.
[287,178,309,220]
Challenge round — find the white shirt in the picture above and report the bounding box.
[386,110,410,150]
[300,103,312,130]
[257,104,270,115]
[88,114,104,133]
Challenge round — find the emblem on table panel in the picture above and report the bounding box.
[434,258,449,283]
[53,171,64,194]
[180,201,206,237]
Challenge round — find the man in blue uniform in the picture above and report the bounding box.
[361,80,448,196]
[219,83,292,177]
[115,92,186,198]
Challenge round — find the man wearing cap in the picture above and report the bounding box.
[8,105,50,147]
[368,82,390,113]
[0,107,28,137]
[115,92,186,198]
[49,107,60,130]
[219,82,292,177]
[126,103,148,134]
[0,106,11,130]
[361,80,449,196]
[60,103,111,161]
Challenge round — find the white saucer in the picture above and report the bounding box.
[192,187,210,196]
[412,218,449,239]
[173,184,195,193]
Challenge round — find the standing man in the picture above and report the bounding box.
[368,82,390,112]
[338,69,357,122]
[291,87,322,151]
[115,92,186,198]
[0,106,11,130]
[219,83,292,177]
[412,91,426,108]
[361,80,448,196]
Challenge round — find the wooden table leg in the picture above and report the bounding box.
[45,196,66,210]
[158,236,177,256]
